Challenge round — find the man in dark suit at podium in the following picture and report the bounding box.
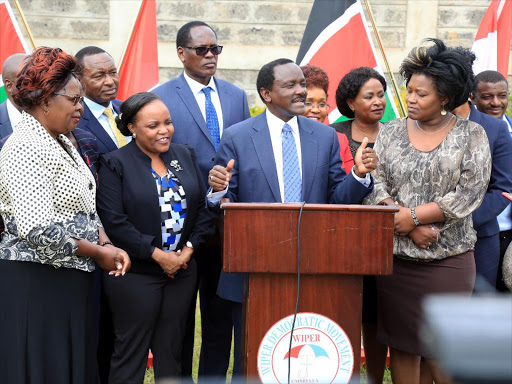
[152,21,250,379]
[208,58,377,369]
[0,54,28,139]
[75,46,130,154]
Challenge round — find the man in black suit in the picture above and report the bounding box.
[0,53,28,139]
[75,46,130,154]
[153,21,250,380]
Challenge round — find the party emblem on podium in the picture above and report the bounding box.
[257,312,354,383]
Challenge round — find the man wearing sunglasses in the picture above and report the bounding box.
[76,46,130,154]
[153,21,250,381]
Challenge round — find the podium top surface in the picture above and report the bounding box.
[221,202,399,213]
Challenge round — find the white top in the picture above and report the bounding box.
[497,115,512,231]
[83,97,131,146]
[183,71,224,135]
[5,99,22,130]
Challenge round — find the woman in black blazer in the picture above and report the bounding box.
[96,92,215,383]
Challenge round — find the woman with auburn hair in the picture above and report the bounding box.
[0,47,130,384]
[301,64,353,174]
[364,39,491,384]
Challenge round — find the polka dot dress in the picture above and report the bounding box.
[0,112,99,272]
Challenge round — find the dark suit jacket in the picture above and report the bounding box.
[0,102,13,139]
[470,102,512,237]
[96,140,216,275]
[152,73,251,185]
[213,111,374,301]
[77,99,122,154]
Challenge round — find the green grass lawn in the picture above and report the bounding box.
[143,297,391,383]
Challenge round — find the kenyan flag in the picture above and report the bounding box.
[296,0,399,124]
[0,0,30,103]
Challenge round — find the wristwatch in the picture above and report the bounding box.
[186,241,194,249]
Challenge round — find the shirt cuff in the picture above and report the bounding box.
[207,186,228,206]
[351,167,371,188]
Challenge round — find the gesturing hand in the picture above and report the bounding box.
[97,245,131,276]
[354,137,378,177]
[409,225,440,249]
[208,159,234,192]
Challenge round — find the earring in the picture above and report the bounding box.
[132,132,137,139]
[44,110,49,116]
[441,105,447,116]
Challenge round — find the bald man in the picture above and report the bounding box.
[0,53,28,139]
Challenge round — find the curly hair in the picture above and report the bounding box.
[12,47,80,109]
[116,92,163,136]
[399,38,473,111]
[301,65,329,95]
[335,67,387,118]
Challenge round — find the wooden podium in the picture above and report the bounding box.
[222,203,397,380]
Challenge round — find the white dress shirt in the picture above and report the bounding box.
[183,71,224,135]
[83,97,131,146]
[497,115,512,231]
[6,99,22,131]
[208,109,370,204]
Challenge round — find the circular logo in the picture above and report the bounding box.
[257,312,354,383]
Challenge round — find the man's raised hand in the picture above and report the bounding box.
[208,159,235,192]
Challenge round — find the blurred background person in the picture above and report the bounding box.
[364,39,491,384]
[471,70,512,292]
[96,92,215,383]
[331,66,388,384]
[0,46,130,384]
[301,64,353,175]
[0,53,28,139]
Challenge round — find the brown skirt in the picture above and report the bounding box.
[376,251,475,358]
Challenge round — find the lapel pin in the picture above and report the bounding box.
[170,160,183,171]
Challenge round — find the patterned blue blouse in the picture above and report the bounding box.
[151,168,187,251]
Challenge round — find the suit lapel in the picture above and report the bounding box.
[298,117,317,202]
[175,74,213,147]
[252,113,281,202]
[81,104,117,151]
[216,78,232,129]
[0,103,13,139]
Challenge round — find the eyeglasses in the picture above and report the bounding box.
[305,102,329,110]
[54,93,84,106]
[184,45,223,56]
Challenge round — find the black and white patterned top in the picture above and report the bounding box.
[151,168,187,251]
[0,112,100,272]
[364,117,491,261]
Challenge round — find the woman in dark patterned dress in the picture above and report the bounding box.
[364,39,491,383]
[96,92,215,383]
[0,47,130,384]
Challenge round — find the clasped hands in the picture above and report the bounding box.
[152,245,193,279]
[394,204,440,249]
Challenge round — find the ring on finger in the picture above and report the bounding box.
[209,175,213,181]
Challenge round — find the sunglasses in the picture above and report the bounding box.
[54,93,84,106]
[184,45,223,56]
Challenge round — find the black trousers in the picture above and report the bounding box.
[497,230,512,291]
[474,233,500,289]
[104,259,197,384]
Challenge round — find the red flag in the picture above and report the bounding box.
[117,0,159,101]
[472,0,512,77]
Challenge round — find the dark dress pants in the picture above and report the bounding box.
[474,233,500,289]
[104,260,197,384]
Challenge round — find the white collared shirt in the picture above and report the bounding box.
[5,99,22,131]
[83,97,131,147]
[497,114,512,231]
[183,71,224,135]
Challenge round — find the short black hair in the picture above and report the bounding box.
[474,70,508,93]
[116,92,162,136]
[256,58,294,103]
[176,21,216,49]
[75,46,108,67]
[335,67,387,118]
[400,38,473,111]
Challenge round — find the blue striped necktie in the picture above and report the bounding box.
[202,87,220,151]
[282,123,302,202]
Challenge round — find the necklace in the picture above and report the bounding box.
[415,114,454,135]
[352,121,380,140]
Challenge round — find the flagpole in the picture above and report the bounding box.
[12,0,36,50]
[118,0,145,69]
[363,0,406,117]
